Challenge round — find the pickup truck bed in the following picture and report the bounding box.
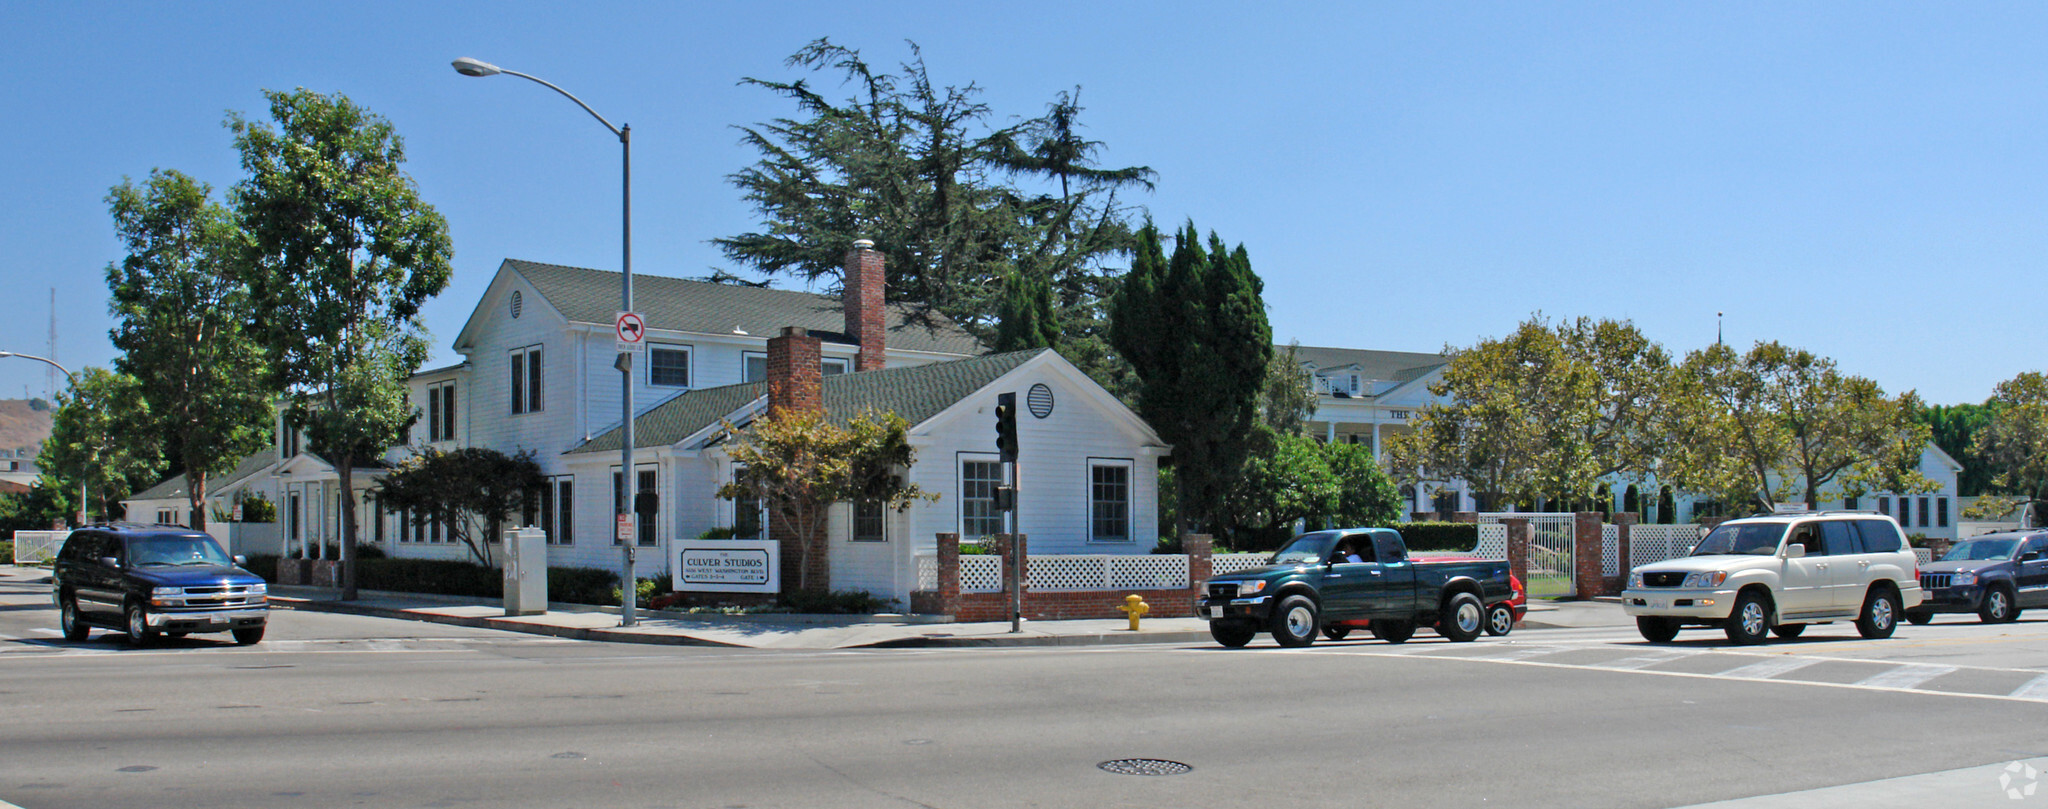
[1198,528,1513,647]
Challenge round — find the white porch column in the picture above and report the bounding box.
[1325,420,1336,444]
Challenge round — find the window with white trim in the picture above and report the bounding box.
[1089,459,1133,542]
[822,357,848,376]
[522,475,576,545]
[157,509,178,525]
[961,458,1003,540]
[744,351,850,381]
[649,345,691,387]
[612,466,658,547]
[510,345,543,414]
[424,381,458,442]
[729,464,768,540]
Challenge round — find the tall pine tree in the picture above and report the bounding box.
[1108,221,1272,536]
[993,266,1059,352]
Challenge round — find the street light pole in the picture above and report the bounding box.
[453,58,640,626]
[0,351,85,526]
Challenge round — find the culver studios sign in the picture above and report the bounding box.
[672,540,780,594]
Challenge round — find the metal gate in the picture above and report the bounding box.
[1477,513,1575,598]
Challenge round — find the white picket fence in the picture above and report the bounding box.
[11,530,68,565]
[917,552,1196,594]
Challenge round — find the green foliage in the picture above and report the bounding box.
[237,493,277,523]
[376,447,545,566]
[717,408,936,590]
[993,266,1060,353]
[1970,372,2048,526]
[105,168,273,532]
[42,368,165,521]
[611,576,664,607]
[1109,221,1272,533]
[777,588,898,614]
[696,526,738,540]
[1926,401,2001,497]
[549,567,622,606]
[0,483,72,537]
[241,553,278,582]
[1396,522,1480,553]
[716,39,1151,390]
[1261,342,1319,438]
[229,88,452,598]
[1217,432,1405,551]
[1322,442,1404,529]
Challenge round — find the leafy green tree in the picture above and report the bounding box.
[40,368,164,521]
[1925,402,1999,496]
[376,448,545,566]
[1220,429,1338,549]
[1322,441,1403,529]
[717,39,1152,382]
[717,409,935,592]
[993,266,1059,352]
[0,482,73,538]
[1969,372,2048,526]
[1260,342,1319,438]
[105,169,273,532]
[229,89,453,599]
[1109,222,1272,535]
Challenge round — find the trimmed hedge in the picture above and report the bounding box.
[243,553,279,582]
[1395,521,1479,553]
[247,553,622,605]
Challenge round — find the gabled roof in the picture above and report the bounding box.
[568,349,1050,454]
[126,449,281,503]
[1289,345,1449,382]
[463,259,985,356]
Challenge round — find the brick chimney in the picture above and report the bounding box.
[845,238,887,372]
[766,326,822,416]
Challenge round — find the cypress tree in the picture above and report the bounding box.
[993,266,1060,352]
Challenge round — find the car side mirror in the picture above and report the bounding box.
[234,554,248,566]
[1782,544,1806,559]
[99,556,122,569]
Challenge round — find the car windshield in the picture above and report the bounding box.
[1691,523,1786,556]
[128,536,231,567]
[1270,532,1336,565]
[1942,538,2020,562]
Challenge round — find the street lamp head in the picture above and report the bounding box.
[452,57,503,78]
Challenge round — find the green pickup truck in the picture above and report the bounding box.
[1198,528,1514,648]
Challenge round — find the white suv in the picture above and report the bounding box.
[1622,511,1923,644]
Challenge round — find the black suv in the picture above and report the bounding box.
[52,523,268,645]
[1908,531,2048,624]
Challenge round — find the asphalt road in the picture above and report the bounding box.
[3,570,2047,809]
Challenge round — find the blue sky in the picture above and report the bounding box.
[3,2,2042,406]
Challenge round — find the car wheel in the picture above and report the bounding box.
[1438,593,1484,642]
[59,595,89,642]
[1321,626,1352,641]
[1857,587,1901,639]
[1979,586,2016,624]
[1724,590,1771,645]
[1637,616,1680,643]
[123,601,157,646]
[1772,623,1806,639]
[1485,603,1515,637]
[1905,609,1933,626]
[232,626,266,646]
[1370,618,1416,644]
[1269,595,1319,648]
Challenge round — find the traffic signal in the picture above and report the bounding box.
[995,392,1019,462]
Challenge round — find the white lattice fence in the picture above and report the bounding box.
[1212,553,1272,575]
[1626,525,1703,567]
[914,554,938,591]
[1915,547,1934,565]
[1603,524,1620,577]
[1025,554,1189,591]
[960,555,1004,593]
[12,530,67,565]
[1475,524,1507,560]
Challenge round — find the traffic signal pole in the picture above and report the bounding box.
[996,392,1021,633]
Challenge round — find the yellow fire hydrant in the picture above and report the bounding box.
[1118,594,1150,631]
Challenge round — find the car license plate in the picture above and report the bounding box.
[1209,606,1224,619]
[1647,597,1669,610]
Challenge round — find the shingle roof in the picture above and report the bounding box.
[1287,345,1449,382]
[568,349,1049,454]
[504,259,985,356]
[127,449,280,502]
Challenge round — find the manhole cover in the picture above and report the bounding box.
[1098,759,1191,776]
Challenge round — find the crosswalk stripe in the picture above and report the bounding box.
[1715,657,1825,679]
[1854,664,1957,689]
[1586,651,1691,670]
[2009,673,2048,700]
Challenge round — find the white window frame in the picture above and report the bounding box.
[424,380,458,443]
[648,343,693,388]
[851,498,887,543]
[726,462,770,540]
[1087,458,1135,543]
[959,453,1004,541]
[510,344,544,415]
[821,357,849,376]
[611,464,660,547]
[742,351,768,383]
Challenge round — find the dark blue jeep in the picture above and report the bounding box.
[1907,531,2048,624]
[51,523,269,645]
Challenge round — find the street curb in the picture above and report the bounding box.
[269,597,742,648]
[857,631,1214,648]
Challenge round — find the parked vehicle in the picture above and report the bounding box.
[1413,552,1526,636]
[1906,531,2048,624]
[1622,510,1923,645]
[51,523,268,645]
[1198,528,1514,648]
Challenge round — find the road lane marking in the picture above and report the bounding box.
[1718,657,1826,680]
[2010,673,2048,700]
[1585,651,1691,670]
[1852,664,1957,689]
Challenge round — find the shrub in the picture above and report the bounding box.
[289,542,385,560]
[357,558,500,598]
[697,527,737,540]
[779,588,898,614]
[242,553,279,582]
[610,576,664,606]
[1397,521,1479,553]
[549,566,619,605]
[0,538,12,565]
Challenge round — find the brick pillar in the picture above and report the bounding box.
[766,326,823,416]
[1505,518,1530,591]
[994,533,1029,597]
[934,532,960,615]
[844,239,888,372]
[1185,533,1213,587]
[1452,511,1479,524]
[1574,511,1604,599]
[1613,512,1638,591]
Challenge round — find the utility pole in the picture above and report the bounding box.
[996,392,1021,632]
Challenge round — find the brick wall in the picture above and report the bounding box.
[766,326,823,416]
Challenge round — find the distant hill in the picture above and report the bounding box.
[0,399,54,455]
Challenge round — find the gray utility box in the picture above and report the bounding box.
[503,526,548,616]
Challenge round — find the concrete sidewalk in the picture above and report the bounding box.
[264,585,1631,649]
